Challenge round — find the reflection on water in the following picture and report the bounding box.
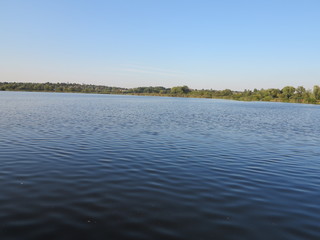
[0,91,319,239]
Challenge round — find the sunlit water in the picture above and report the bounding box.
[0,91,319,239]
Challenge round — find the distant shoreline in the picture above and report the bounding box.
[1,82,319,105]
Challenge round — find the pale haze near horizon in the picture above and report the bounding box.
[0,0,319,91]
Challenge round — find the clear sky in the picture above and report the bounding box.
[1,0,319,90]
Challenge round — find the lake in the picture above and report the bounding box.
[0,91,319,239]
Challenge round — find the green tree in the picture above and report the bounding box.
[281,86,296,99]
[296,86,306,97]
[267,88,281,98]
[313,85,320,100]
[221,89,233,96]
[170,86,190,94]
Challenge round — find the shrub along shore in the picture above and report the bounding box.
[1,82,320,104]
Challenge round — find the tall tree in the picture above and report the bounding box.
[313,85,320,100]
[281,86,296,99]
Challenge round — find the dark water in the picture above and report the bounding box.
[0,91,319,240]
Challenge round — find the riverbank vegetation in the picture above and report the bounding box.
[1,82,320,104]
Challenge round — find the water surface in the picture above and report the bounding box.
[0,91,319,239]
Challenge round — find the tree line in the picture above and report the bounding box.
[1,82,319,104]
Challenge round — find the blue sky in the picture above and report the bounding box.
[1,0,319,90]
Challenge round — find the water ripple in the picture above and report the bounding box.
[0,92,319,239]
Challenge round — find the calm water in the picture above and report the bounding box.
[0,91,319,239]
